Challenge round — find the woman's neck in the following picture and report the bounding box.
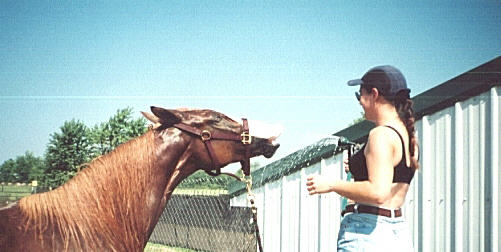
[373,103,400,126]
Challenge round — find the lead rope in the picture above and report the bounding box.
[242,175,264,252]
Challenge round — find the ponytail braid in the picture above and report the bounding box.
[395,98,420,170]
[365,85,420,170]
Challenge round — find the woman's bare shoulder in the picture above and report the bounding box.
[367,126,401,150]
[368,126,397,139]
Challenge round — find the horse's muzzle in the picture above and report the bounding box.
[251,137,280,158]
[263,143,280,158]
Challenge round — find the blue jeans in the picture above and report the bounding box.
[337,213,414,252]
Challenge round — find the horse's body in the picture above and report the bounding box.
[0,107,280,251]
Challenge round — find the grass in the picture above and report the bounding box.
[0,185,33,204]
[0,185,32,193]
[144,243,198,252]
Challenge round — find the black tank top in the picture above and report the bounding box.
[349,126,415,184]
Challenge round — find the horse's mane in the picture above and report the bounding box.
[19,130,157,251]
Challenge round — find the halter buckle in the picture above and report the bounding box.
[241,132,252,145]
[201,130,212,141]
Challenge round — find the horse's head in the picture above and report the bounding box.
[142,106,281,176]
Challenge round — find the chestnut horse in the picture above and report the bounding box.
[0,107,280,251]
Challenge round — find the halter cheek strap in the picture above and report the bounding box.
[240,119,251,176]
[172,118,252,177]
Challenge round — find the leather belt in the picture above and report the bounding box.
[341,204,402,218]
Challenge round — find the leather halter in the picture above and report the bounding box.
[172,118,252,177]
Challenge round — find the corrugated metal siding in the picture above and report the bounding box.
[230,86,500,251]
[263,179,281,252]
[282,171,301,252]
[385,87,499,252]
[299,162,320,252]
[385,87,500,252]
[492,86,500,252]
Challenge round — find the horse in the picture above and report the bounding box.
[0,106,281,251]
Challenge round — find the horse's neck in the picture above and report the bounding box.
[86,130,190,243]
[19,130,191,250]
[142,130,201,240]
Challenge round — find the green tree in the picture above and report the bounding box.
[16,152,45,183]
[0,152,44,183]
[24,152,46,182]
[349,112,366,126]
[90,107,147,155]
[1,108,147,187]
[0,159,17,182]
[44,119,93,187]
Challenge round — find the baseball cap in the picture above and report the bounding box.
[347,65,410,99]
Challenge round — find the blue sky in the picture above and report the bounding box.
[1,1,500,167]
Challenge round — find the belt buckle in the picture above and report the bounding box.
[353,204,359,214]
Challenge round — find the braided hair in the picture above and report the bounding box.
[362,85,420,170]
[393,92,420,170]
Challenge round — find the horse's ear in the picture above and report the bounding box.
[150,106,182,125]
[141,111,163,129]
[141,111,160,123]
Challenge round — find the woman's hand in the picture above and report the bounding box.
[306,174,336,195]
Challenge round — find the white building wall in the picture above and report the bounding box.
[263,179,281,252]
[281,171,301,252]
[231,86,500,252]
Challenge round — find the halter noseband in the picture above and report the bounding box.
[172,118,252,176]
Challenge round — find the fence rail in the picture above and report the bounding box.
[0,185,51,207]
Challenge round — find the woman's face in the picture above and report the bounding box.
[357,85,374,120]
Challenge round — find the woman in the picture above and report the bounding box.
[306,65,419,251]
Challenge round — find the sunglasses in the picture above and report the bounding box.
[355,91,361,101]
[355,86,373,101]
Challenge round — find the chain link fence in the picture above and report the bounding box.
[148,171,257,252]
